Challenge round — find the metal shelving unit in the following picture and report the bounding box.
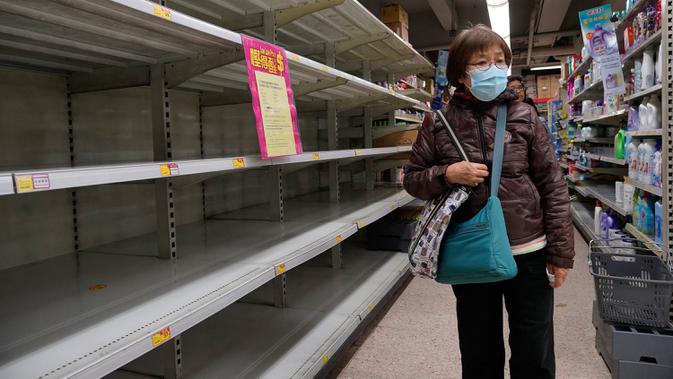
[586,153,626,166]
[624,84,663,102]
[626,129,663,137]
[580,109,626,125]
[624,223,664,257]
[571,201,600,242]
[583,183,631,216]
[622,29,663,68]
[0,0,433,377]
[567,79,603,103]
[572,137,614,144]
[630,180,663,197]
[0,188,413,378]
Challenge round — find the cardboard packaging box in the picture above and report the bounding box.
[374,129,418,160]
[380,4,408,27]
[385,22,409,42]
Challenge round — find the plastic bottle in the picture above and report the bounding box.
[638,97,650,130]
[627,106,639,131]
[594,202,602,235]
[615,129,625,160]
[642,47,655,89]
[640,139,657,185]
[634,58,642,90]
[655,200,663,244]
[641,193,655,236]
[632,190,642,230]
[601,211,617,240]
[647,96,661,130]
[652,149,662,188]
[627,139,639,180]
[624,183,635,211]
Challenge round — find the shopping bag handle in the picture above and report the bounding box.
[434,109,469,162]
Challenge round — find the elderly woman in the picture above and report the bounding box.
[403,25,574,379]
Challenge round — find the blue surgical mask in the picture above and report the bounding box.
[468,65,508,102]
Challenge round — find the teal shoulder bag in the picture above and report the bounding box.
[435,104,518,285]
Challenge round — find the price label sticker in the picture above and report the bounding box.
[320,65,330,72]
[232,158,246,169]
[16,176,33,192]
[312,152,320,161]
[160,164,171,177]
[88,284,108,291]
[367,303,374,310]
[151,327,172,347]
[153,5,172,20]
[160,163,179,177]
[357,219,366,229]
[290,54,300,62]
[335,235,343,243]
[354,149,362,156]
[275,263,286,276]
[321,354,330,365]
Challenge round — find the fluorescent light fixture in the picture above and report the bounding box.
[531,65,562,71]
[486,0,511,48]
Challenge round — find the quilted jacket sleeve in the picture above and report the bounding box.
[528,108,575,268]
[403,113,450,201]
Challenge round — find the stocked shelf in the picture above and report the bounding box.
[112,243,409,378]
[624,223,663,257]
[583,183,631,216]
[586,153,626,166]
[0,188,412,378]
[630,180,663,197]
[580,109,626,125]
[567,79,602,104]
[624,84,663,102]
[6,147,410,195]
[617,0,652,33]
[622,29,663,67]
[565,57,593,85]
[559,162,569,169]
[626,129,663,137]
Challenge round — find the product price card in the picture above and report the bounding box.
[242,36,302,159]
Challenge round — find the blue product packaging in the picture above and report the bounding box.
[655,200,663,244]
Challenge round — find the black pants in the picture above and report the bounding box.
[452,251,555,379]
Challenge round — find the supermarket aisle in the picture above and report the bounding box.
[336,229,610,379]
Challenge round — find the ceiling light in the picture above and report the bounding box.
[531,65,562,71]
[486,0,511,48]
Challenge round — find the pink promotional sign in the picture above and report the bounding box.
[241,35,302,159]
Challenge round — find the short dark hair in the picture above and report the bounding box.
[507,75,524,85]
[447,25,512,87]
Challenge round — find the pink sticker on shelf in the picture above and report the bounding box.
[241,35,302,159]
[31,174,50,190]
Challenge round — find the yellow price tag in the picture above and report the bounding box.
[357,219,365,229]
[321,354,330,365]
[153,5,172,20]
[88,284,108,291]
[290,54,300,62]
[232,158,246,169]
[312,152,320,161]
[275,263,286,276]
[367,303,374,310]
[354,149,362,156]
[16,176,33,192]
[335,235,343,243]
[160,164,170,177]
[321,65,330,72]
[151,327,172,347]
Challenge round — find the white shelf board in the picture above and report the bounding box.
[626,129,663,137]
[567,80,603,104]
[573,137,614,144]
[586,153,626,166]
[569,57,592,82]
[8,147,408,194]
[399,88,432,101]
[629,180,663,197]
[580,109,626,125]
[0,188,411,378]
[394,114,423,123]
[583,183,631,216]
[624,223,663,257]
[113,244,410,379]
[571,201,601,244]
[624,84,663,102]
[373,124,419,139]
[0,173,13,196]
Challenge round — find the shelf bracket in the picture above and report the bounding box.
[162,335,183,379]
[331,244,342,270]
[165,49,244,89]
[151,64,178,260]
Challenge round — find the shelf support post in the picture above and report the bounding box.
[325,42,342,268]
[162,335,183,379]
[664,0,673,269]
[363,62,375,190]
[151,64,178,260]
[273,273,288,308]
[65,77,80,254]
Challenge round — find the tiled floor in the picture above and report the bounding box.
[337,229,610,379]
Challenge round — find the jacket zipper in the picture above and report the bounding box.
[476,113,489,192]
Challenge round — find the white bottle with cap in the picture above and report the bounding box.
[642,47,655,89]
[647,96,661,130]
[639,97,650,130]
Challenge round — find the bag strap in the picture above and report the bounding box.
[491,104,507,197]
[434,110,469,162]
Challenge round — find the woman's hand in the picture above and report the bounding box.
[445,162,489,187]
[546,264,569,288]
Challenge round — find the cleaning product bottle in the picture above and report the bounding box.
[655,200,663,244]
[602,210,617,240]
[652,148,662,188]
[642,47,655,89]
[634,58,643,90]
[632,190,641,230]
[615,129,626,160]
[641,193,655,236]
[627,139,639,180]
[637,139,647,182]
[627,106,639,131]
[638,97,650,130]
[594,201,602,235]
[647,96,661,130]
[624,182,635,211]
[641,139,657,185]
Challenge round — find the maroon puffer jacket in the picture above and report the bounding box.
[403,91,574,268]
